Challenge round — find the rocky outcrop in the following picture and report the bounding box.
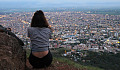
[0,32,26,70]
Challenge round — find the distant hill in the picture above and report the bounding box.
[0,8,120,15]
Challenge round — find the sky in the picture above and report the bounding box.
[0,0,120,8]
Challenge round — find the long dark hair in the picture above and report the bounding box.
[31,10,50,28]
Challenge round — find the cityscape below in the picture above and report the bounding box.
[0,8,120,70]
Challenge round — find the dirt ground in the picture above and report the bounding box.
[26,59,84,70]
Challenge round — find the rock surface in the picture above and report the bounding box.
[0,32,26,70]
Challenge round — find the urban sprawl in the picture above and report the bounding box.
[0,11,120,55]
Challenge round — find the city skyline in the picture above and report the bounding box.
[0,0,120,8]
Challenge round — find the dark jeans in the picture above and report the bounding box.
[29,50,53,68]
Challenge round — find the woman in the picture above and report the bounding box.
[28,10,53,68]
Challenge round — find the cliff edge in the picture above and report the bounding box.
[0,32,26,70]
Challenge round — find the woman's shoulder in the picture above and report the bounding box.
[31,27,50,30]
[28,27,51,32]
[28,27,38,31]
[43,27,51,30]
[41,27,52,32]
[28,27,33,30]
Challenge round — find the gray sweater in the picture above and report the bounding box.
[28,27,52,52]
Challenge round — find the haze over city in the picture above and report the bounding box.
[0,0,120,8]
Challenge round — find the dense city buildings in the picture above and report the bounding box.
[0,10,120,53]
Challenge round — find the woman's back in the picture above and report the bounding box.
[28,10,53,68]
[28,27,52,52]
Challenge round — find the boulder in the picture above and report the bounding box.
[0,32,26,70]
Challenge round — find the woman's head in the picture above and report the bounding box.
[31,10,49,28]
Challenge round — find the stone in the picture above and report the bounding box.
[0,32,26,70]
